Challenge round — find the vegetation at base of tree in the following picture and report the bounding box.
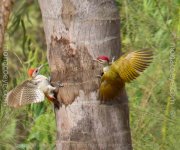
[0,0,179,149]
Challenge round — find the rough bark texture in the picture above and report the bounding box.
[0,0,13,80]
[38,0,132,149]
[0,0,13,56]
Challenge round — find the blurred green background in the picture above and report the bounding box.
[0,0,179,149]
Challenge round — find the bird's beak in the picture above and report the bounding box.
[37,65,44,71]
[93,59,103,64]
[96,75,102,78]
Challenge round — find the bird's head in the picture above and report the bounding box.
[28,65,44,78]
[95,56,110,66]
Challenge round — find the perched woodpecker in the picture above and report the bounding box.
[5,65,62,109]
[95,50,153,100]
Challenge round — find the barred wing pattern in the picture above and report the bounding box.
[113,50,153,82]
[6,80,45,107]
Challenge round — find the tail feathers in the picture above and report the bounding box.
[53,99,60,109]
[45,95,60,109]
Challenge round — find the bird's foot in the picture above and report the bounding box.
[51,81,64,87]
[56,81,64,87]
[96,75,102,78]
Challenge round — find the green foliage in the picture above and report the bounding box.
[117,0,180,149]
[18,112,56,150]
[0,0,56,149]
[0,0,179,149]
[0,109,16,149]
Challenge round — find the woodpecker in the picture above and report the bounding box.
[95,50,153,100]
[5,65,62,109]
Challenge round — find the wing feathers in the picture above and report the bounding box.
[99,50,153,100]
[5,80,45,107]
[114,50,153,82]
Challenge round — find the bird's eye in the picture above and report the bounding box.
[101,72,104,76]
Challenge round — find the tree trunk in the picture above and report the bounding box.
[0,0,13,56]
[38,0,132,149]
[0,0,13,79]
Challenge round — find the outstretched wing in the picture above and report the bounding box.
[5,80,45,108]
[112,50,153,82]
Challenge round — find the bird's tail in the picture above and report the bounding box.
[46,95,60,109]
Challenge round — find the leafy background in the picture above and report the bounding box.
[0,0,179,149]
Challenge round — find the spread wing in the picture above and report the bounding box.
[5,80,45,108]
[112,50,153,82]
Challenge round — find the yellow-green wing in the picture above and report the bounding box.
[112,50,153,82]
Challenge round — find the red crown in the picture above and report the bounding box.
[28,68,35,77]
[97,56,110,62]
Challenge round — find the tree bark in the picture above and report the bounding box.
[0,0,13,56]
[0,0,13,80]
[38,0,132,149]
